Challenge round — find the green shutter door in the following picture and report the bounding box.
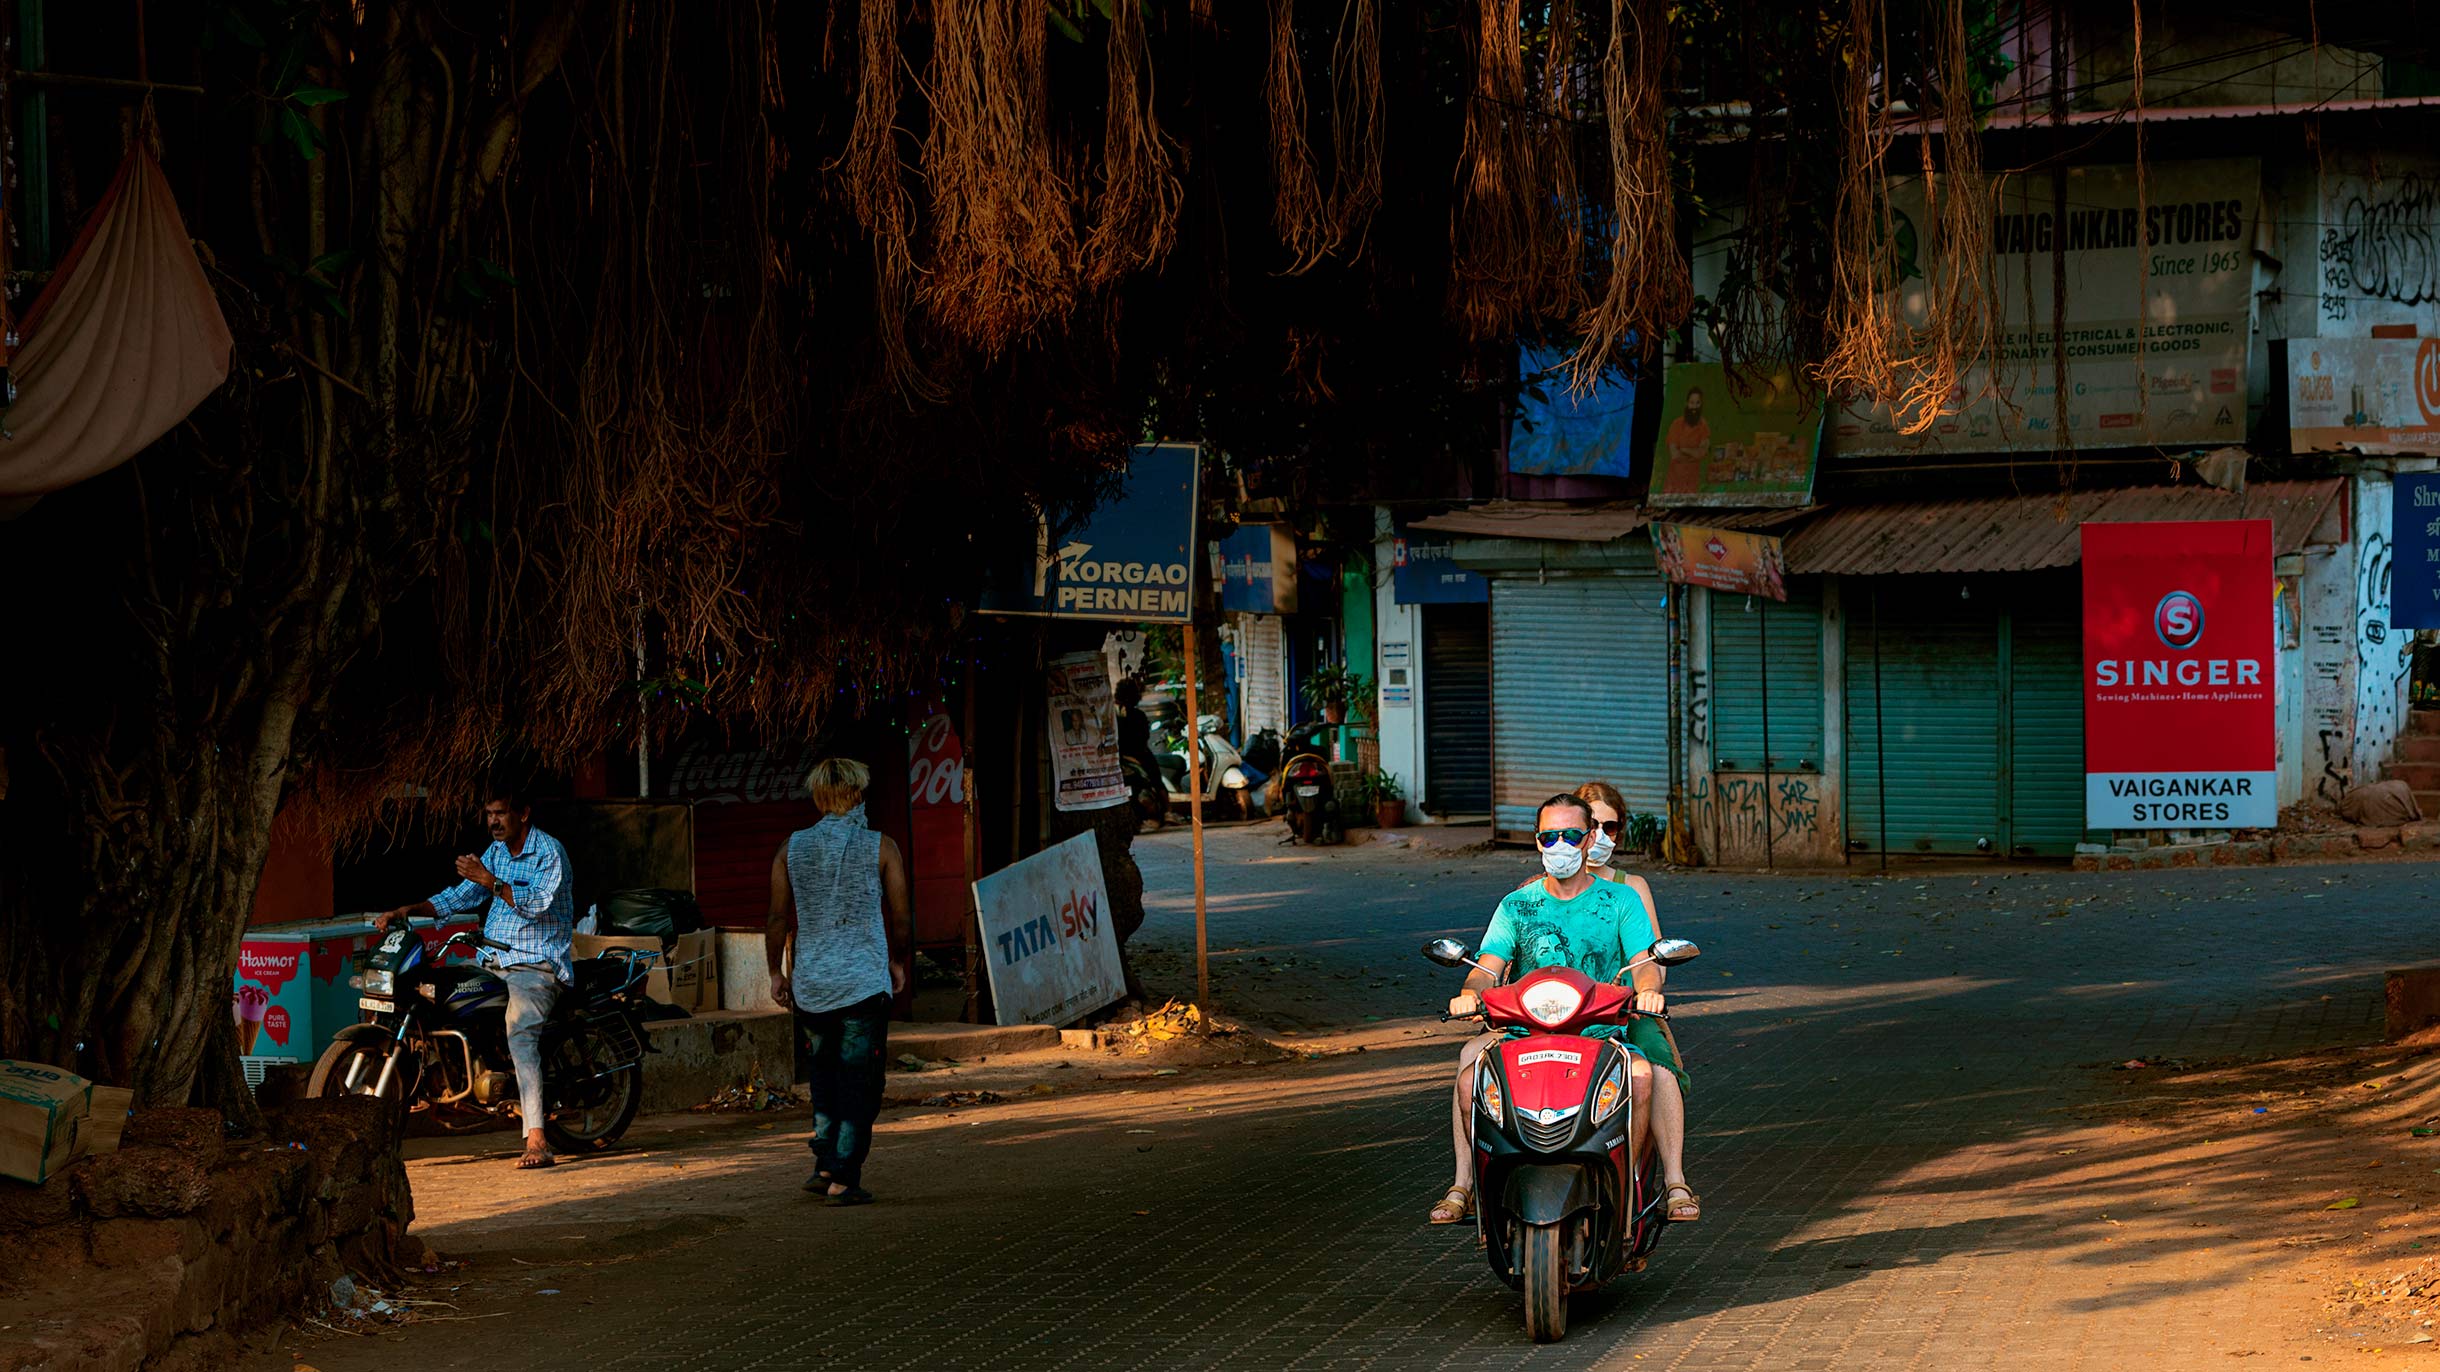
[1710,577,1826,772]
[1844,578,2003,854]
[2007,573,2091,855]
[1490,574,1670,835]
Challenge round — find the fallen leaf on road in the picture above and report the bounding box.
[2327,1198,2361,1210]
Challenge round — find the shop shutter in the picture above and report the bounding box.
[1491,572,1669,835]
[1422,604,1492,814]
[1709,577,1826,772]
[2007,577,2091,855]
[1844,578,2002,854]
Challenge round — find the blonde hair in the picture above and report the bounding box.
[805,757,872,815]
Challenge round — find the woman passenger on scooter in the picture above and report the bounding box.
[1428,793,1687,1225]
[1573,781,1698,1224]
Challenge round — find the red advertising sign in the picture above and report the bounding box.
[2082,520,2275,828]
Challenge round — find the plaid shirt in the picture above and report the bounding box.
[427,828,575,984]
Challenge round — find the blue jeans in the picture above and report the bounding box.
[795,994,890,1187]
[502,968,564,1133]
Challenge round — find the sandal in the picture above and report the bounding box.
[830,1184,875,1206]
[1428,1185,1473,1225]
[517,1144,556,1170]
[1664,1183,1701,1222]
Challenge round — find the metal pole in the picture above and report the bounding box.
[1873,581,1888,874]
[1759,598,1774,871]
[1666,587,1683,861]
[1184,623,1210,1008]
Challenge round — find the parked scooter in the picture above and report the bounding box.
[307,925,656,1155]
[1152,712,1263,819]
[1274,750,1341,844]
[1424,934,1704,1343]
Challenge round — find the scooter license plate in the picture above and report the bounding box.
[357,996,396,1011]
[1295,786,1321,797]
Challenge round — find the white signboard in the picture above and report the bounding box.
[1834,158,2258,456]
[972,832,1125,1028]
[1046,651,1127,813]
[2290,338,2440,454]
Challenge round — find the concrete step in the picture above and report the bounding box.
[892,1021,1061,1060]
[2401,734,2440,765]
[2421,791,2440,822]
[2390,760,2440,791]
[635,1012,1059,1114]
[2414,709,2440,738]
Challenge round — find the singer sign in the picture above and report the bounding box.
[2082,520,2276,829]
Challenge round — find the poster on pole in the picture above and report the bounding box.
[972,832,1125,1027]
[1046,651,1127,813]
[2291,338,2440,455]
[2082,520,2275,829]
[1835,159,2258,457]
[2397,472,2440,630]
[1650,522,1788,601]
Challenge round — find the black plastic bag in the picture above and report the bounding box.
[597,887,706,942]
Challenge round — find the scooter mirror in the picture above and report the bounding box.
[1649,937,1700,966]
[1422,938,1474,968]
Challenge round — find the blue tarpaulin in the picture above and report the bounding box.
[1507,344,1638,479]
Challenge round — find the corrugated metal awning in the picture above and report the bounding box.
[1409,500,1817,543]
[1408,500,1649,543]
[1782,478,2346,576]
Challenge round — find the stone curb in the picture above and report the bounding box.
[2071,823,2440,872]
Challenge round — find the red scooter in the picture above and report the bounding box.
[1424,934,1702,1343]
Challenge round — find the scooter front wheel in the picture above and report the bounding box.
[1520,1223,1567,1342]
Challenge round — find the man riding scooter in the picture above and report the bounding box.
[374,788,576,1170]
[1429,792,1683,1226]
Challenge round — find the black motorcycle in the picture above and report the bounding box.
[307,926,654,1154]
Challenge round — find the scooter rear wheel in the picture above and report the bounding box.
[1520,1223,1567,1343]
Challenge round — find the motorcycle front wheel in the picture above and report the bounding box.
[307,1037,414,1101]
[1520,1223,1568,1343]
[539,1022,643,1154]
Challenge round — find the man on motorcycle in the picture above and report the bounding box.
[375,788,575,1170]
[1429,793,1663,1225]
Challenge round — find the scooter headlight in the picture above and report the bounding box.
[1592,1058,1628,1123]
[1477,1062,1505,1126]
[1518,980,1584,1028]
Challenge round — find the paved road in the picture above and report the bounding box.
[291,827,2440,1370]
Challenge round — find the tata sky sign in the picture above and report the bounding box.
[2082,520,2275,829]
[981,443,1200,623]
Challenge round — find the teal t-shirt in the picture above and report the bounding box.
[1480,879,1658,1034]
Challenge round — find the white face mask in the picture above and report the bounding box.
[1586,828,1617,867]
[1540,838,1586,879]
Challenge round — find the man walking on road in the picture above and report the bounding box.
[376,788,575,1170]
[768,758,910,1205]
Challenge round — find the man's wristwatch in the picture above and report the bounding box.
[491,878,510,901]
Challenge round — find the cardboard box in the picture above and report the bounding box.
[0,1060,92,1184]
[85,1085,134,1156]
[575,929,719,1012]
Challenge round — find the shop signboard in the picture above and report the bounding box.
[1218,524,1299,614]
[1045,652,1126,813]
[981,442,1200,623]
[2082,520,2276,829]
[1836,158,2258,457]
[1392,528,1487,604]
[2291,338,2440,455]
[1508,343,1639,479]
[2397,472,2440,630]
[971,832,1125,1027]
[1647,363,1821,507]
[1650,523,1788,601]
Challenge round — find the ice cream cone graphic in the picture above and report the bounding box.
[234,984,269,1054]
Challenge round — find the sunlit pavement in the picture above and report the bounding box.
[281,828,2440,1370]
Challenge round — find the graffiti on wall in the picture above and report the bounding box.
[2321,173,2440,322]
[1687,665,1711,748]
[2356,485,2416,786]
[2303,537,2359,805]
[1714,774,1823,854]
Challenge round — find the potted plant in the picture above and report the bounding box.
[1371,769,1406,829]
[1300,662,1367,725]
